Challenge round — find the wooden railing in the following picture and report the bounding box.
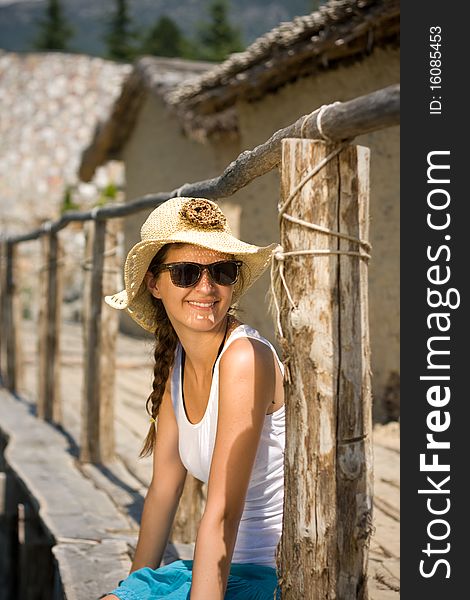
[0,84,400,599]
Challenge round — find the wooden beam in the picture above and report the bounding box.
[81,219,107,463]
[171,476,205,544]
[336,143,373,598]
[17,502,55,599]
[99,218,121,462]
[0,239,6,383]
[37,232,63,423]
[277,139,372,598]
[81,218,119,463]
[3,241,20,393]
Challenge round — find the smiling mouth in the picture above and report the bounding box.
[187,301,218,309]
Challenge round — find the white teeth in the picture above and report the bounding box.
[189,301,215,308]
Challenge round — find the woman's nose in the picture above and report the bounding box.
[195,267,216,289]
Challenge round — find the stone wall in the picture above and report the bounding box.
[0,51,130,322]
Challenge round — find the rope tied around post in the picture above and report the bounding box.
[277,142,349,221]
[269,118,371,374]
[299,101,341,142]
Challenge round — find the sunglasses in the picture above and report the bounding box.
[155,260,243,288]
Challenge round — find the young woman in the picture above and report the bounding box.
[101,197,285,599]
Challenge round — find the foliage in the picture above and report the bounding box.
[33,0,74,52]
[60,185,79,214]
[104,0,138,62]
[194,0,244,62]
[140,15,186,58]
[95,183,119,207]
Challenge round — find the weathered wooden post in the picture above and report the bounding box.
[81,216,120,463]
[17,501,54,598]
[0,471,20,599]
[0,238,5,382]
[37,231,64,422]
[172,476,205,543]
[2,240,23,394]
[276,139,372,599]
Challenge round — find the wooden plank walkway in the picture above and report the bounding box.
[2,318,399,598]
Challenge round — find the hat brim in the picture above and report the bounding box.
[104,231,278,333]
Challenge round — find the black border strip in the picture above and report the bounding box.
[401,2,466,596]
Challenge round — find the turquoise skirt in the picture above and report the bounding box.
[107,559,280,599]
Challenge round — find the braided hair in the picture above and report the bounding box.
[139,243,179,458]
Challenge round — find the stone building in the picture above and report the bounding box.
[0,51,131,234]
[0,51,131,320]
[79,0,400,420]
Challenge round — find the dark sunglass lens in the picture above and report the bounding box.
[212,261,239,285]
[171,264,200,287]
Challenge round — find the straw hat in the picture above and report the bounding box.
[104,197,278,332]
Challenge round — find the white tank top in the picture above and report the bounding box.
[170,323,285,568]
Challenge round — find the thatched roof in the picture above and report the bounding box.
[167,0,399,136]
[78,56,214,182]
[79,0,399,181]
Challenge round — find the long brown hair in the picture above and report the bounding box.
[139,243,179,458]
[139,243,244,458]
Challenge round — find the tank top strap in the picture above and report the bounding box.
[170,343,182,417]
[215,324,285,378]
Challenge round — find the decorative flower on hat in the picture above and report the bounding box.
[179,198,227,231]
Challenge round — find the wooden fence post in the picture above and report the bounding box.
[37,232,64,422]
[171,476,205,544]
[81,217,119,463]
[0,239,6,383]
[2,241,23,394]
[277,139,372,599]
[0,470,20,598]
[17,502,54,599]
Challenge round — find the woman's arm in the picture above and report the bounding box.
[190,338,276,599]
[131,377,188,572]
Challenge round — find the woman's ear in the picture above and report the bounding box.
[144,270,162,299]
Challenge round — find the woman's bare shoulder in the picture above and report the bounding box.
[220,333,274,373]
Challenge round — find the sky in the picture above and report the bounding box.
[0,0,43,5]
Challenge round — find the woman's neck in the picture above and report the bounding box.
[178,315,240,381]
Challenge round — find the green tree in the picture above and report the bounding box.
[141,15,185,57]
[105,0,137,61]
[196,0,244,62]
[34,0,74,51]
